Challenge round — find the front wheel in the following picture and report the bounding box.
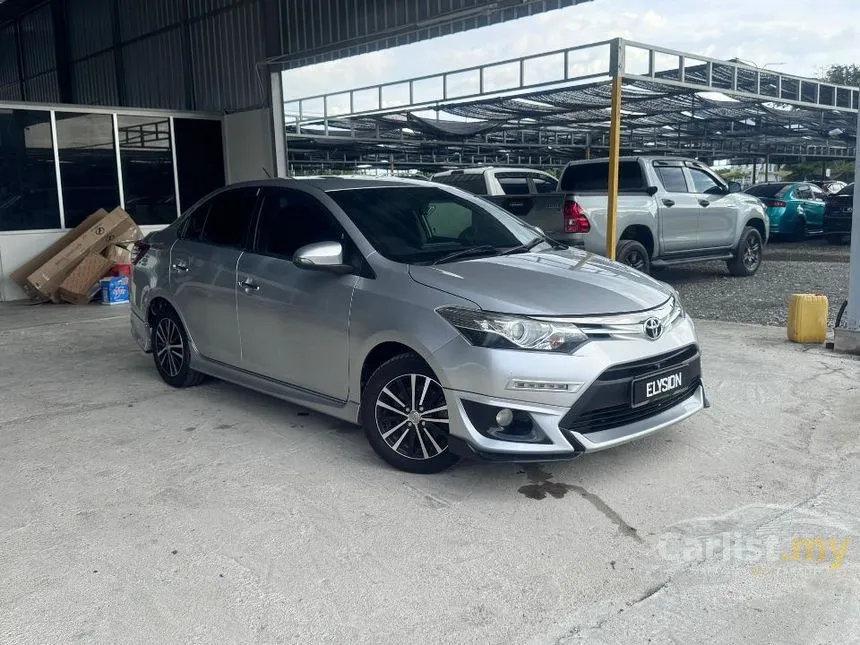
[727,227,763,277]
[361,354,459,474]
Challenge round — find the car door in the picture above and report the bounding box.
[236,186,357,401]
[170,187,259,366]
[805,184,827,231]
[686,164,735,249]
[651,161,700,253]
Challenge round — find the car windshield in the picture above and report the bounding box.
[837,183,854,196]
[745,183,790,197]
[328,185,546,264]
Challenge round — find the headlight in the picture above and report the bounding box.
[437,307,589,353]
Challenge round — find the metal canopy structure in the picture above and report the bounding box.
[282,38,859,171]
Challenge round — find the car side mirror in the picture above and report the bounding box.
[293,241,353,275]
[727,181,742,193]
[646,186,659,196]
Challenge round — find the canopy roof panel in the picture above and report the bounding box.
[283,39,858,170]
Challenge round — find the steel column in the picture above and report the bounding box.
[844,107,860,330]
[606,75,623,260]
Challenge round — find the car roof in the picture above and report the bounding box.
[225,176,430,193]
[431,167,552,177]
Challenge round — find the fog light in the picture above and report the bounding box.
[495,408,514,427]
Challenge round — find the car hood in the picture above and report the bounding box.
[408,249,673,316]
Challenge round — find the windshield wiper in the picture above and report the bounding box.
[502,235,567,256]
[432,245,501,265]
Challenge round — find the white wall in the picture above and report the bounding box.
[0,231,68,302]
[223,108,275,184]
[0,225,167,302]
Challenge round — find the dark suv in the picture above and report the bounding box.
[824,183,854,244]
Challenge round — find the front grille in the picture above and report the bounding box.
[597,345,698,382]
[559,344,701,436]
[561,380,700,435]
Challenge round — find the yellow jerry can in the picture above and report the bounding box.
[787,294,829,344]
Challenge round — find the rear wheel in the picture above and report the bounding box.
[616,240,651,274]
[151,307,205,388]
[361,354,458,474]
[727,227,763,277]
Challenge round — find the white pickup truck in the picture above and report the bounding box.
[556,156,770,276]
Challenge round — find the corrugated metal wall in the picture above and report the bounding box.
[0,0,587,111]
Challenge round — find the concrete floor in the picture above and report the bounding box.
[0,303,858,644]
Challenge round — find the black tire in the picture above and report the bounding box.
[616,239,651,274]
[827,234,845,245]
[791,217,808,241]
[361,354,459,474]
[150,306,205,388]
[835,300,849,329]
[727,226,764,277]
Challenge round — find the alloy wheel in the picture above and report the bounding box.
[375,373,449,460]
[743,236,761,270]
[155,318,184,378]
[624,249,646,271]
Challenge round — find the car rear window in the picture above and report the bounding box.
[559,161,645,192]
[745,183,790,198]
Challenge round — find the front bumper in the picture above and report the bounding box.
[436,315,705,461]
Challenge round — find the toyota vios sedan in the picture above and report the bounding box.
[130,177,706,473]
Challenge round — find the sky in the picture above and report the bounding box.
[282,0,859,104]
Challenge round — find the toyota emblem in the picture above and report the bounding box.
[643,317,663,340]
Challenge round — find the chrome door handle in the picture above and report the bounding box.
[662,199,675,207]
[239,279,260,292]
[171,261,189,272]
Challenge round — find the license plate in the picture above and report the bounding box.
[631,363,694,407]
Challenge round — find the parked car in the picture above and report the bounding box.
[557,157,769,275]
[430,167,567,239]
[130,177,706,473]
[744,182,828,239]
[823,182,854,244]
[813,180,847,195]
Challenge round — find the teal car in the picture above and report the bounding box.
[744,182,828,239]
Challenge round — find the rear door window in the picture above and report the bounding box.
[432,173,487,195]
[795,186,813,200]
[496,174,531,195]
[530,175,558,193]
[198,187,259,248]
[654,165,688,193]
[559,161,645,191]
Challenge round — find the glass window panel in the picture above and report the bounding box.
[173,118,225,213]
[117,115,177,225]
[54,112,121,228]
[0,109,60,231]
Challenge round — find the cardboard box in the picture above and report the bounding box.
[10,208,110,295]
[56,253,112,305]
[21,207,141,300]
[103,242,133,265]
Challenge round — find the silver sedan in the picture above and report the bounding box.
[130,177,705,473]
